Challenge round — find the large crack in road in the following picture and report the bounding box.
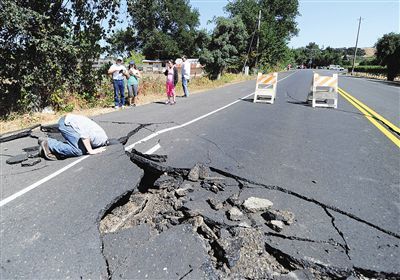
[97,143,400,279]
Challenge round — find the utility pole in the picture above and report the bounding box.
[351,17,362,75]
[254,10,262,71]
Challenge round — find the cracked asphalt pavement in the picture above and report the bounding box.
[1,70,399,279]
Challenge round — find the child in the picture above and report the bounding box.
[164,60,178,105]
[127,61,141,107]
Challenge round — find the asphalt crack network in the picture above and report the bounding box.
[323,208,351,260]
[210,166,400,240]
[265,232,344,248]
[96,145,400,279]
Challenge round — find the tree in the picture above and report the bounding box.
[293,47,307,66]
[346,47,366,57]
[107,28,137,57]
[125,51,145,65]
[0,0,120,116]
[304,42,320,67]
[126,0,203,59]
[376,32,400,81]
[293,44,347,67]
[225,0,299,69]
[199,17,248,79]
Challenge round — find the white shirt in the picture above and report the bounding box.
[64,114,108,147]
[109,64,127,80]
[181,61,191,80]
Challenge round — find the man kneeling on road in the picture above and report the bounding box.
[39,114,108,160]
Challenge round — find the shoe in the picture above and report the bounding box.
[165,100,170,104]
[114,106,119,109]
[121,105,125,109]
[170,101,176,105]
[39,140,57,161]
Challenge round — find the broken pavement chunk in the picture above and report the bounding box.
[175,188,190,197]
[154,174,177,190]
[242,197,273,213]
[0,124,40,143]
[193,216,218,241]
[21,158,41,167]
[262,209,295,225]
[188,163,210,181]
[207,198,224,211]
[6,153,28,164]
[267,220,284,232]
[227,207,244,221]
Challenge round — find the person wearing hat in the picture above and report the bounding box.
[181,55,191,97]
[127,61,142,107]
[108,56,130,109]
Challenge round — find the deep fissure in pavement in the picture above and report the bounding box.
[99,160,293,278]
[98,150,400,279]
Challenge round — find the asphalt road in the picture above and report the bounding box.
[1,70,399,279]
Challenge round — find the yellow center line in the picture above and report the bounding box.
[338,88,400,148]
[338,88,400,134]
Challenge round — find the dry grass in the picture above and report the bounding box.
[348,72,400,82]
[0,74,255,134]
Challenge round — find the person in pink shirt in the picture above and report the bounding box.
[164,60,178,105]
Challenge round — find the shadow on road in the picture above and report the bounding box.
[241,98,254,103]
[286,100,369,118]
[368,79,400,88]
[153,101,167,105]
[344,75,400,87]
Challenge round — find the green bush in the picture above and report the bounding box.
[348,66,387,75]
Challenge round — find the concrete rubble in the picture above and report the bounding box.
[99,153,400,279]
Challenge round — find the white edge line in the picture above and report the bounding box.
[144,143,161,155]
[0,156,88,207]
[1,70,298,208]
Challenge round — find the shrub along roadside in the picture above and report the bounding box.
[348,66,387,75]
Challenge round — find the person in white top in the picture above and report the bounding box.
[39,114,108,160]
[181,55,191,97]
[108,56,130,109]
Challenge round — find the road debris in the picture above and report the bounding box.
[98,150,400,279]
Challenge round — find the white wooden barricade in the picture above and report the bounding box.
[310,73,338,109]
[253,72,278,104]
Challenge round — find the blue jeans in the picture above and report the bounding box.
[48,117,86,157]
[113,80,125,107]
[182,76,189,97]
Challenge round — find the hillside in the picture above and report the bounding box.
[362,47,376,57]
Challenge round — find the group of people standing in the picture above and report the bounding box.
[107,57,142,109]
[107,55,191,108]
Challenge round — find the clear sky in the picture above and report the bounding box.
[189,0,400,48]
[190,0,229,30]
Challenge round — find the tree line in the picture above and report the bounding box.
[292,43,366,68]
[292,33,400,81]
